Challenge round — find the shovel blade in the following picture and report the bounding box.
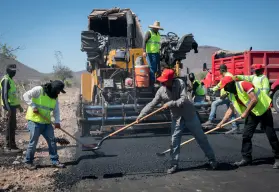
[156,152,166,157]
[81,143,98,151]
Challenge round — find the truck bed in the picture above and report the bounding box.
[211,51,279,86]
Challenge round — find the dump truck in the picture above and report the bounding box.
[77,7,205,137]
[202,50,279,113]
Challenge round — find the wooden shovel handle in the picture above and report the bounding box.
[107,106,166,137]
[37,112,84,145]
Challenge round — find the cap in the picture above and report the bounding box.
[219,76,234,89]
[220,64,227,71]
[51,80,66,93]
[253,64,264,70]
[6,64,17,71]
[157,69,175,83]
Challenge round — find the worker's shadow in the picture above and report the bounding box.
[177,162,238,173]
[36,152,117,168]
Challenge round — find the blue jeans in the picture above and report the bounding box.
[146,53,160,85]
[209,98,238,128]
[170,114,216,165]
[24,121,59,164]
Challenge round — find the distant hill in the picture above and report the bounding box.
[1,45,221,81]
[181,45,221,75]
[0,54,45,81]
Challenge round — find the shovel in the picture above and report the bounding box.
[87,106,167,151]
[36,112,97,150]
[156,116,242,156]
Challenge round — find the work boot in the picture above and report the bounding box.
[209,160,218,170]
[234,159,252,167]
[167,164,178,174]
[10,146,22,153]
[24,163,37,170]
[273,159,279,169]
[225,127,241,134]
[52,161,66,168]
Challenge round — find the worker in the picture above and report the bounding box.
[236,64,270,95]
[202,64,239,134]
[0,64,23,153]
[236,64,270,132]
[188,73,205,103]
[136,69,218,174]
[23,80,66,170]
[142,21,163,87]
[217,76,279,168]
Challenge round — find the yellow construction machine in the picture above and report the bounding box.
[77,8,199,137]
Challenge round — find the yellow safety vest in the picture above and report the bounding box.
[228,81,271,116]
[194,80,205,96]
[236,74,270,95]
[0,75,20,106]
[146,30,160,53]
[25,87,57,124]
[213,72,234,96]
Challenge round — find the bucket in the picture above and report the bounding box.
[135,65,150,87]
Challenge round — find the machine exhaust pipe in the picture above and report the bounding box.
[126,10,135,48]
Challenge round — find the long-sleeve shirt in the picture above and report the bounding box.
[138,78,197,121]
[1,78,11,111]
[23,86,60,124]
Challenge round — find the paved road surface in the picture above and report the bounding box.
[53,106,279,192]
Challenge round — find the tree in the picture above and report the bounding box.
[53,50,73,82]
[0,34,22,60]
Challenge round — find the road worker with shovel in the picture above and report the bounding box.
[136,68,218,174]
[217,76,279,168]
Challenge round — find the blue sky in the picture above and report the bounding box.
[0,0,278,73]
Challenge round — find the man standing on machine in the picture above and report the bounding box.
[142,21,163,87]
[136,68,218,174]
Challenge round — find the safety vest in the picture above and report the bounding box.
[25,87,57,124]
[194,80,205,96]
[213,72,234,96]
[146,30,160,53]
[228,81,271,116]
[236,74,270,95]
[0,75,20,106]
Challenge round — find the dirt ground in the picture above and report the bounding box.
[0,87,80,191]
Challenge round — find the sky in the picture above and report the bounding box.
[0,0,278,73]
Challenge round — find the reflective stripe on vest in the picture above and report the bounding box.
[146,30,160,53]
[194,80,205,96]
[25,87,57,124]
[228,81,271,116]
[0,75,20,106]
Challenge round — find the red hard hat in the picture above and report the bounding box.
[157,69,175,83]
[253,64,264,70]
[219,76,234,90]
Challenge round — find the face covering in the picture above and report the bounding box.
[224,81,237,94]
[43,83,60,99]
[255,69,263,76]
[6,69,16,78]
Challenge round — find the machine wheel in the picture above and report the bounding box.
[273,90,279,113]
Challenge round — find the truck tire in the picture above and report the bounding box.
[273,90,279,113]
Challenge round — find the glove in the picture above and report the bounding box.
[164,101,175,108]
[33,107,39,113]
